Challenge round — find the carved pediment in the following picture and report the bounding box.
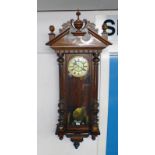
[46,10,112,50]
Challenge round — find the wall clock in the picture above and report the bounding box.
[46,10,112,149]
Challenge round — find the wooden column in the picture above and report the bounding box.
[91,51,100,140]
[55,51,66,140]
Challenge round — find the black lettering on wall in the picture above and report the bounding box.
[103,19,116,36]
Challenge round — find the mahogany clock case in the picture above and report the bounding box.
[46,10,112,149]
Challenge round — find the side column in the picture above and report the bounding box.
[91,51,100,140]
[55,52,66,140]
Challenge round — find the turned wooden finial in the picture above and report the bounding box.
[102,23,108,33]
[102,23,108,39]
[74,10,83,31]
[48,25,55,41]
[71,9,86,36]
[76,9,81,20]
[49,25,55,33]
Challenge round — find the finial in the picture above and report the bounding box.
[102,23,108,39]
[76,9,81,20]
[102,23,108,33]
[48,25,55,41]
[71,10,86,36]
[49,25,55,33]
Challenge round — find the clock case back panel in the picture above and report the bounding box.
[65,54,92,128]
[46,11,112,149]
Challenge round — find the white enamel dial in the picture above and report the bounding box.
[68,56,89,77]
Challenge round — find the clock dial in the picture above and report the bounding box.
[68,56,89,77]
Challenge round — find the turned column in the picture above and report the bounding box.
[55,51,66,140]
[91,51,100,140]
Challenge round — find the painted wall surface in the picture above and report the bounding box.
[37,0,118,11]
[37,11,117,155]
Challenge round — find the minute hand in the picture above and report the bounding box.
[76,64,86,71]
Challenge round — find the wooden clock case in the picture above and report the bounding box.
[46,10,111,149]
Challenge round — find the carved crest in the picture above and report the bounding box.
[46,10,112,50]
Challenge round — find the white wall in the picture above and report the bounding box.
[37,11,117,155]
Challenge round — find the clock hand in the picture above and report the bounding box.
[72,60,87,72]
[75,64,87,71]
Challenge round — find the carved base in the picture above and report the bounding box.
[56,125,100,149]
[67,133,89,149]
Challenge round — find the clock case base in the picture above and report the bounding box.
[56,125,100,149]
